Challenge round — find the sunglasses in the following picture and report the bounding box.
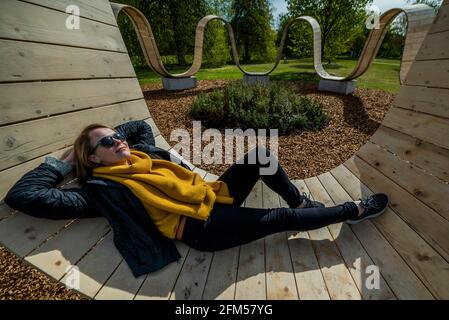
[90,132,125,153]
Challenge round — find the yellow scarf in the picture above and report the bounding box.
[92,150,234,239]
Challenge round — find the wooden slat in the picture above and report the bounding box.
[381,107,449,151]
[0,99,149,171]
[357,141,449,221]
[0,212,71,257]
[0,203,15,220]
[0,39,135,82]
[405,59,449,88]
[235,180,266,300]
[169,250,213,300]
[286,181,330,300]
[144,118,160,137]
[340,156,449,262]
[0,78,143,126]
[370,126,449,183]
[304,177,362,300]
[336,162,449,299]
[94,260,146,300]
[25,218,110,280]
[416,30,449,60]
[316,173,395,299]
[314,169,434,299]
[393,85,449,119]
[262,183,299,300]
[23,0,118,26]
[0,0,126,52]
[428,3,449,34]
[135,242,190,300]
[60,231,122,299]
[201,246,240,300]
[155,134,171,151]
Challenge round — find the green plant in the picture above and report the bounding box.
[189,81,328,135]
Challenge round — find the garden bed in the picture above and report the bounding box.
[142,80,394,180]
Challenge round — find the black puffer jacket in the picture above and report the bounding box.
[5,120,193,277]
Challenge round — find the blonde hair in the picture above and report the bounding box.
[73,123,113,184]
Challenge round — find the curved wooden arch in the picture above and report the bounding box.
[112,3,435,83]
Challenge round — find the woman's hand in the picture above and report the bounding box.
[61,148,76,166]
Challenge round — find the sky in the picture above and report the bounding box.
[272,0,409,17]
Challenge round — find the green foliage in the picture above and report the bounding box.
[116,0,231,68]
[284,0,372,63]
[189,81,328,135]
[231,0,277,63]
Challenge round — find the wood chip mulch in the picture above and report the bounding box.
[142,80,394,180]
[0,245,85,300]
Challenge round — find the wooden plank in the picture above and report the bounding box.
[335,160,449,262]
[370,126,449,183]
[304,177,362,300]
[416,30,449,60]
[0,203,15,220]
[25,217,110,280]
[0,39,135,82]
[405,59,449,89]
[317,173,396,300]
[202,246,240,300]
[155,134,171,151]
[381,107,449,153]
[60,231,122,299]
[94,260,146,300]
[357,141,449,220]
[22,0,118,26]
[286,181,330,300]
[393,85,449,119]
[0,212,71,257]
[428,3,449,34]
[0,0,126,52]
[0,99,149,171]
[0,78,143,126]
[0,146,72,201]
[235,180,266,300]
[144,117,160,137]
[262,183,299,300]
[169,250,213,300]
[135,242,190,300]
[336,162,448,299]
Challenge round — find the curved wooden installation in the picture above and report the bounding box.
[0,0,448,300]
[112,2,435,83]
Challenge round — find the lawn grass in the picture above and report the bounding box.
[135,57,401,93]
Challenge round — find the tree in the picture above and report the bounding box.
[231,0,277,63]
[286,0,372,63]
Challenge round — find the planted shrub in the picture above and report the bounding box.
[189,81,328,135]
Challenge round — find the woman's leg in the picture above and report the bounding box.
[218,145,303,208]
[182,202,358,252]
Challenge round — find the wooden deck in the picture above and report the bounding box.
[0,0,448,300]
[1,118,448,300]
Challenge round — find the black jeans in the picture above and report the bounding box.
[182,146,358,252]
